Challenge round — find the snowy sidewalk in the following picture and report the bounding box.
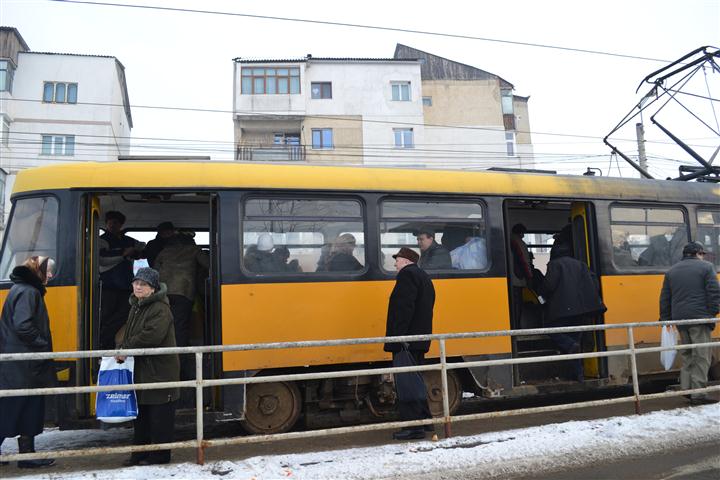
[3,404,719,479]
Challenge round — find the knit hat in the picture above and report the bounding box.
[257,233,274,252]
[392,247,420,263]
[133,267,160,290]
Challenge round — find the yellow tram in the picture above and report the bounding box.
[1,161,718,433]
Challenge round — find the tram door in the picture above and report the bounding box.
[79,194,102,418]
[570,201,606,380]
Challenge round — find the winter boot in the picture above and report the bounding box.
[17,435,55,469]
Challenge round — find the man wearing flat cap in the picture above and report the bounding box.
[384,247,435,440]
[660,242,720,405]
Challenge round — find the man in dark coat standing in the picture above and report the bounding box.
[660,242,720,405]
[539,243,606,382]
[98,211,144,350]
[384,247,435,440]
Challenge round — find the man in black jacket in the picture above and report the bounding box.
[539,243,606,382]
[660,242,720,405]
[384,247,435,440]
[416,229,452,270]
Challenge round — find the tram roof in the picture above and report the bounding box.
[12,161,720,203]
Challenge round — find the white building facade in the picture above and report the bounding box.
[0,27,132,228]
[233,57,425,165]
[233,47,534,170]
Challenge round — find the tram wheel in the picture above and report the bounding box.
[423,369,462,417]
[240,381,302,434]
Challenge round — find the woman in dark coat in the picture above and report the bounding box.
[540,243,606,382]
[116,267,180,466]
[0,256,56,468]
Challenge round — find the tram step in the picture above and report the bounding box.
[516,349,576,383]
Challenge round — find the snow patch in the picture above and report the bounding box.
[4,404,719,479]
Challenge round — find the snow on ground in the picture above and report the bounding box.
[5,404,719,480]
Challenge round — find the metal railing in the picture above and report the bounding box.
[1,318,718,466]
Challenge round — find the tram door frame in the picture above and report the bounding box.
[80,194,102,418]
[570,201,608,380]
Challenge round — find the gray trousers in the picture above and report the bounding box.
[678,325,713,398]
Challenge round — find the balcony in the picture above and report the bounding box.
[236,144,306,162]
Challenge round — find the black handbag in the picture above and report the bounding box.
[392,345,428,403]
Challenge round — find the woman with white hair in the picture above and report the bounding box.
[0,256,56,468]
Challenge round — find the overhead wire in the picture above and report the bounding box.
[2,1,708,180]
[49,0,673,63]
[3,97,710,149]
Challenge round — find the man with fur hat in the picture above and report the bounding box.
[384,247,435,440]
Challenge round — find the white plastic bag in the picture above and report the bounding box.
[96,356,138,423]
[660,326,677,371]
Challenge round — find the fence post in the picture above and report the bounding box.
[195,352,205,465]
[627,327,641,414]
[439,339,451,438]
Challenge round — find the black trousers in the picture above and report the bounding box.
[0,396,45,438]
[395,351,432,427]
[168,295,193,348]
[99,288,131,350]
[132,401,176,463]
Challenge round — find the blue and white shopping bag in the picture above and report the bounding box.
[96,356,138,423]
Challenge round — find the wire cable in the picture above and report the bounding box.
[49,0,673,63]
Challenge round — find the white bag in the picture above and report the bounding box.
[96,356,138,423]
[660,326,677,371]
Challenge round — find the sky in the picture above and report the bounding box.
[2,0,720,179]
[5,403,720,479]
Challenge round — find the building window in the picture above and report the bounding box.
[42,82,78,104]
[311,129,333,149]
[393,128,414,148]
[610,205,688,268]
[391,82,411,101]
[273,133,300,145]
[501,89,514,115]
[241,67,301,95]
[422,96,432,106]
[0,60,15,93]
[505,132,516,156]
[311,82,332,99]
[41,135,75,156]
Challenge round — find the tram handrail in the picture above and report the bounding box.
[0,317,718,465]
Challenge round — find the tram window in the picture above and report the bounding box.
[0,196,59,279]
[241,198,365,275]
[379,200,488,272]
[610,205,688,269]
[697,209,720,266]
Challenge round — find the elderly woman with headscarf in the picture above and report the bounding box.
[0,256,56,468]
[115,267,180,466]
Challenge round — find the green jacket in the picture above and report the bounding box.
[120,283,180,405]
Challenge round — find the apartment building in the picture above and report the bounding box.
[0,27,132,227]
[233,56,424,165]
[394,44,534,169]
[233,45,533,169]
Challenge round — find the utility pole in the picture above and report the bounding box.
[636,122,647,177]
